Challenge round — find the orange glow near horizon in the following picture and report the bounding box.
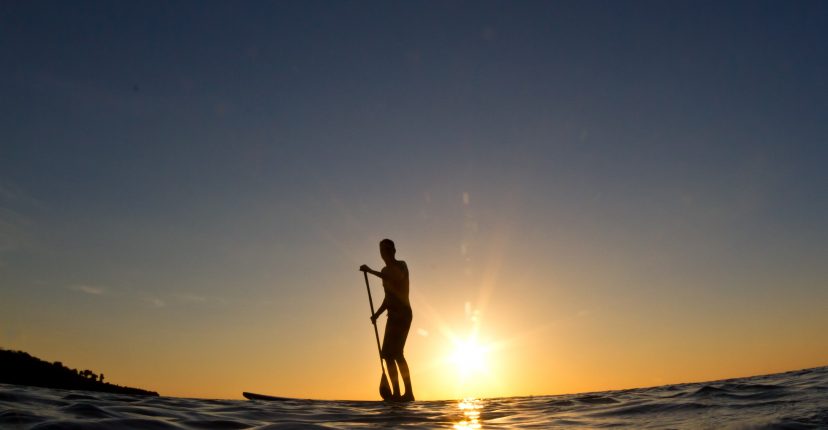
[5,270,828,402]
[4,201,828,402]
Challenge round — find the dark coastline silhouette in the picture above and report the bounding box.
[0,348,158,396]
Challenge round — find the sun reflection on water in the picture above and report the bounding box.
[453,398,482,429]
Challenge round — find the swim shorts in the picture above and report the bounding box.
[381,308,412,359]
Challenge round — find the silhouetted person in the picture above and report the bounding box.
[360,239,415,401]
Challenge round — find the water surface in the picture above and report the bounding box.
[2,366,827,429]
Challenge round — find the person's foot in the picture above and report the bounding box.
[386,393,414,402]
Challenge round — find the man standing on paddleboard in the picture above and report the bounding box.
[360,239,415,401]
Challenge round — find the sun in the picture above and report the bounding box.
[417,298,512,398]
[450,336,489,377]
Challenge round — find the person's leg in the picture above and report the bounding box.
[385,357,401,397]
[396,356,414,401]
[383,318,406,399]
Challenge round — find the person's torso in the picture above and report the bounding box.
[382,260,410,315]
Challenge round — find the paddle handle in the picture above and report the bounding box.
[364,271,387,375]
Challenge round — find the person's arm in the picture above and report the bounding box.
[371,298,388,322]
[361,264,390,321]
[359,264,387,280]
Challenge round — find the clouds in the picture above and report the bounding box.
[66,282,236,311]
[70,285,106,295]
[148,298,166,308]
[145,293,230,309]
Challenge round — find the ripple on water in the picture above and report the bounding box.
[178,419,253,429]
[0,409,44,426]
[109,405,186,419]
[30,418,184,430]
[254,424,333,430]
[63,394,99,401]
[60,403,119,419]
[574,394,619,404]
[545,399,576,408]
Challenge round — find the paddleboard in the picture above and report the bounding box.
[242,392,297,401]
[242,392,410,403]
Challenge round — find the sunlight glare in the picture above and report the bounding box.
[451,337,488,377]
[453,398,482,429]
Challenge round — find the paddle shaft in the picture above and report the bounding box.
[364,271,387,376]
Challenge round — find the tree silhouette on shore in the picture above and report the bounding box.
[0,348,157,396]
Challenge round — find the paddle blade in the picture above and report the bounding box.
[379,374,392,400]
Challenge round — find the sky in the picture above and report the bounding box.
[1,1,827,400]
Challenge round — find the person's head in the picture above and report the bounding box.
[379,238,396,262]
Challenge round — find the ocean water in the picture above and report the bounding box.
[1,366,826,429]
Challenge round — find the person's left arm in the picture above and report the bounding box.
[371,298,388,323]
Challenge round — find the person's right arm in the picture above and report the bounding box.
[360,264,390,280]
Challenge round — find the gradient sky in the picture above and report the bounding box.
[1,1,827,400]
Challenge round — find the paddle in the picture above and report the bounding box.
[364,271,393,401]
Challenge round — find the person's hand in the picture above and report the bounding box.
[370,313,379,323]
[359,264,370,272]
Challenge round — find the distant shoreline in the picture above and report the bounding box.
[0,348,158,396]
